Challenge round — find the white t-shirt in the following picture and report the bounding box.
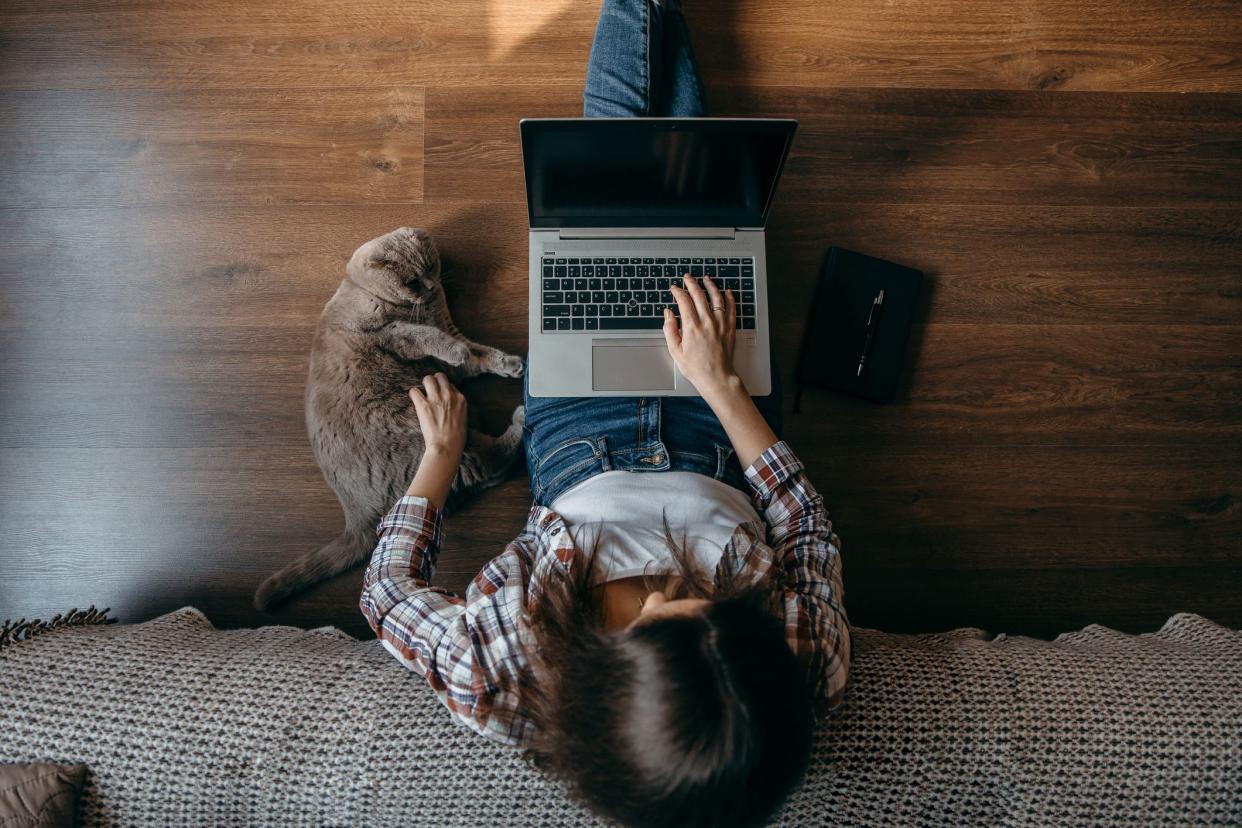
[549,470,761,585]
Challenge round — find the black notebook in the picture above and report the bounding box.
[795,247,923,406]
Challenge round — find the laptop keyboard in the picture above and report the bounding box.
[540,256,756,332]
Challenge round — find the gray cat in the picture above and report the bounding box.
[254,227,526,611]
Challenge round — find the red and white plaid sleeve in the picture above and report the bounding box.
[359,495,537,746]
[745,441,852,707]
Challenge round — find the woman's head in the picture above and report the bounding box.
[521,541,814,828]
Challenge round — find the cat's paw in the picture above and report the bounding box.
[500,406,526,448]
[494,353,525,378]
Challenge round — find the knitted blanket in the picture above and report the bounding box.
[1,608,1238,826]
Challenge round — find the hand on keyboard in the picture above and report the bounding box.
[662,276,737,392]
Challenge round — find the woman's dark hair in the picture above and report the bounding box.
[518,525,814,828]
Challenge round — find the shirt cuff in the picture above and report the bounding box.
[376,494,442,538]
[743,440,805,507]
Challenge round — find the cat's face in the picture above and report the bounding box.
[346,227,443,305]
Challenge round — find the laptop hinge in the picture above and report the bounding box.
[557,227,736,240]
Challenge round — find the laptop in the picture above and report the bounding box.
[521,117,797,397]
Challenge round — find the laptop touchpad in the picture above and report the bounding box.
[592,341,675,391]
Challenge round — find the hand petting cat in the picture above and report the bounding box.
[406,373,468,510]
[409,373,467,458]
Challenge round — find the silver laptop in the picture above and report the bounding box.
[521,118,797,397]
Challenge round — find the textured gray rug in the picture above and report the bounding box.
[1,608,1239,826]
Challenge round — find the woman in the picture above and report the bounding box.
[360,1,849,825]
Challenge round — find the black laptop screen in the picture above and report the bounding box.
[521,119,796,229]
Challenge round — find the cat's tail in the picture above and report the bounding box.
[253,526,375,612]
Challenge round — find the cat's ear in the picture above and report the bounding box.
[369,256,398,272]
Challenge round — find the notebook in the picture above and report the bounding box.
[794,247,923,406]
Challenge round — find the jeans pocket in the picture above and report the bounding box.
[534,436,608,502]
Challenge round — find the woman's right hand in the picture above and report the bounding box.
[662,275,738,395]
[664,275,779,469]
[405,373,467,508]
[408,373,467,459]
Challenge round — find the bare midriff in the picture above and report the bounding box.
[592,576,646,631]
[592,573,685,632]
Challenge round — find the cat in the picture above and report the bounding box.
[254,226,526,611]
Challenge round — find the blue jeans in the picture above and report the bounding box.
[524,0,782,507]
[524,369,783,507]
[583,0,707,118]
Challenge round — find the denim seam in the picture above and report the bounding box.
[535,435,602,469]
[538,455,601,501]
[667,449,714,464]
[674,12,706,113]
[641,0,651,115]
[610,445,667,457]
[534,437,604,499]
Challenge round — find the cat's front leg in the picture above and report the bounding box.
[435,338,523,382]
[381,322,471,367]
[460,339,525,379]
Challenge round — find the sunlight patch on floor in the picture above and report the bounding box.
[487,0,577,61]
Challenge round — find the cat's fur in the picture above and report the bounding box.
[254,227,526,611]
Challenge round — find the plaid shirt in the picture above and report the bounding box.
[360,440,850,747]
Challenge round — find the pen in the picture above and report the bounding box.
[856,289,885,377]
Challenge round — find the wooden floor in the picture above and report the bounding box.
[1,0,1239,639]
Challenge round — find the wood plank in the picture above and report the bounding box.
[423,87,578,202]
[739,87,1242,207]
[805,444,1242,570]
[685,0,1242,94]
[425,85,1242,207]
[765,207,1242,327]
[844,567,1242,637]
[2,0,1238,93]
[790,324,1242,446]
[0,204,534,330]
[0,445,340,630]
[0,0,595,92]
[0,88,424,208]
